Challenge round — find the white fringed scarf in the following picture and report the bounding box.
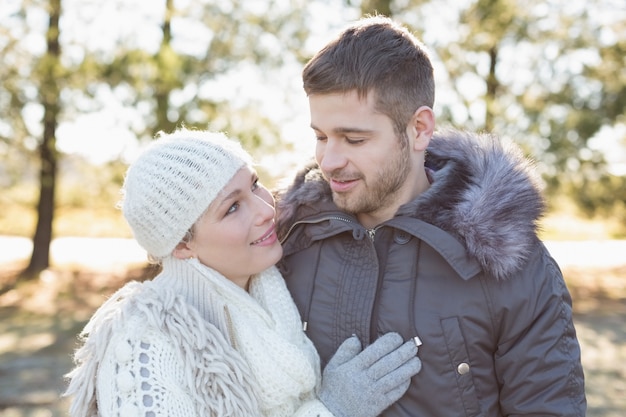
[157,257,322,417]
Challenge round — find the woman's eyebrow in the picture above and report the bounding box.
[214,172,256,209]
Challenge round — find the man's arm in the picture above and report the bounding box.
[494,248,586,416]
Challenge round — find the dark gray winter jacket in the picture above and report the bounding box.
[276,129,586,417]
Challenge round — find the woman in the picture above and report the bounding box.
[64,128,421,417]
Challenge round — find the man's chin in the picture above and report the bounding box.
[332,193,358,214]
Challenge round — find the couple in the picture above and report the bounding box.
[64,16,586,417]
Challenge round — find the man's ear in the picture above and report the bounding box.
[408,106,435,152]
[172,241,195,260]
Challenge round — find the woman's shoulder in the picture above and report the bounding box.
[79,279,222,359]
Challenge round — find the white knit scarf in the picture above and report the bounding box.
[159,258,321,417]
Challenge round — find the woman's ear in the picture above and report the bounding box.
[408,106,435,152]
[172,240,195,260]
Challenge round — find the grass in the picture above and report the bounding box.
[0,205,132,238]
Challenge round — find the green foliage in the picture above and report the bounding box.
[563,174,626,236]
[83,0,313,145]
[57,156,126,210]
[360,0,392,16]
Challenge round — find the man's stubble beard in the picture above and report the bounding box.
[333,143,411,217]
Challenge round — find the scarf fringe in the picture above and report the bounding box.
[64,280,261,417]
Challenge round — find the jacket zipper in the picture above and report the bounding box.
[279,214,358,244]
[283,214,385,340]
[367,226,382,241]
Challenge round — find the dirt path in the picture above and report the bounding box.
[575,305,626,416]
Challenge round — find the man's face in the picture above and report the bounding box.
[309,90,413,227]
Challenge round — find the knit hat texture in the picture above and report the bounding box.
[121,128,252,258]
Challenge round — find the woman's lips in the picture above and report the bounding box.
[251,225,277,246]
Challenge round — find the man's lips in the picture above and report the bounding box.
[329,177,359,192]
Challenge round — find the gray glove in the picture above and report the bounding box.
[319,332,422,417]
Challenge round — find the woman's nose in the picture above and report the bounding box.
[254,193,275,223]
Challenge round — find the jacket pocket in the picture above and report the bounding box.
[441,317,482,417]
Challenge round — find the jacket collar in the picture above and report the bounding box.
[276,129,544,280]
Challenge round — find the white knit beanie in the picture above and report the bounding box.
[121,128,252,258]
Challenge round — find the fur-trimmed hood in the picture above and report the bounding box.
[275,129,545,280]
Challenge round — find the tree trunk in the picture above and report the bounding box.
[24,0,61,278]
[154,0,176,135]
[484,45,499,133]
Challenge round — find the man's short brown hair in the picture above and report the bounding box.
[302,15,435,137]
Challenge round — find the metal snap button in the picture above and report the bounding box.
[394,231,411,244]
[457,362,470,375]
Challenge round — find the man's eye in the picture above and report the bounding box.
[346,137,365,144]
[315,135,327,141]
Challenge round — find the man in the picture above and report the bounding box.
[276,15,586,417]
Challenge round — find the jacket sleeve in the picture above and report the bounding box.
[493,246,586,416]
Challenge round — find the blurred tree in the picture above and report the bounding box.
[96,0,311,153]
[437,0,626,224]
[0,4,35,189]
[25,0,61,276]
[0,0,65,278]
[359,0,392,16]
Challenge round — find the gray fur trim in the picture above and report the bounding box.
[275,129,545,280]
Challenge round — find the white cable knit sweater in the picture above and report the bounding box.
[64,257,334,417]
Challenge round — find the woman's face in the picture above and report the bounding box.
[179,166,282,289]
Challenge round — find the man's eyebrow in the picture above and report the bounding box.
[311,124,374,134]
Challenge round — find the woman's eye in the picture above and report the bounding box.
[251,179,259,191]
[226,202,239,215]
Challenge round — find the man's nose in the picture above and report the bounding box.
[317,140,348,173]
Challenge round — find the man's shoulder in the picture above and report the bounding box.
[405,129,547,280]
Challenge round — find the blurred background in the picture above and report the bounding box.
[0,0,624,416]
